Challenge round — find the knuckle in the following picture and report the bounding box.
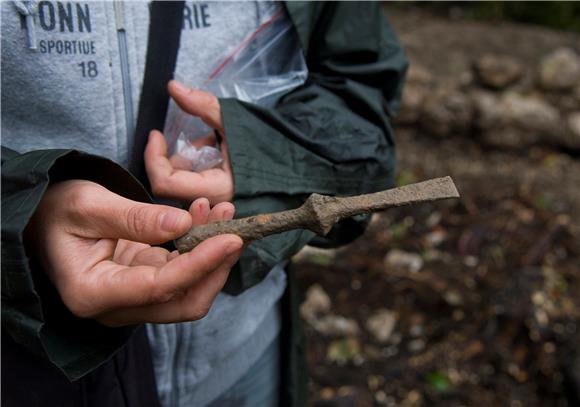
[145,278,175,305]
[125,205,151,236]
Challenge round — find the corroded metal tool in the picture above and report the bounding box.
[176,176,460,253]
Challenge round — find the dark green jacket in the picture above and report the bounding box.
[1,2,406,406]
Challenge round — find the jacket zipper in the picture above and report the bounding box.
[114,1,135,150]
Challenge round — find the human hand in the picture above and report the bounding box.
[145,81,233,205]
[25,180,243,327]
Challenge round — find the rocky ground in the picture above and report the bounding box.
[294,7,580,407]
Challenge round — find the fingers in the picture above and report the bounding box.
[145,130,175,190]
[145,131,233,204]
[42,180,191,244]
[72,234,243,317]
[143,233,242,304]
[96,248,239,326]
[89,191,191,244]
[190,198,211,226]
[130,246,173,269]
[168,80,224,133]
[208,202,235,222]
[189,198,235,223]
[113,239,150,266]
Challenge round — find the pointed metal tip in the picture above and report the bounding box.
[441,176,460,198]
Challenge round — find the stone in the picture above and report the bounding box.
[313,315,360,337]
[300,284,331,323]
[567,112,580,148]
[474,54,524,89]
[365,309,398,343]
[539,48,580,91]
[444,290,463,306]
[472,90,502,130]
[408,339,426,353]
[421,85,474,137]
[474,91,562,148]
[502,93,560,132]
[409,324,424,337]
[424,228,447,248]
[482,128,539,149]
[384,249,424,273]
[407,64,434,85]
[397,84,427,125]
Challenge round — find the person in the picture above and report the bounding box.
[1,1,407,406]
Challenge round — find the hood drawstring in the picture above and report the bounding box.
[13,1,38,51]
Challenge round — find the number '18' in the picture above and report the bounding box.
[78,61,98,78]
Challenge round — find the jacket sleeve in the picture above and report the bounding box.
[221,2,408,294]
[1,146,152,381]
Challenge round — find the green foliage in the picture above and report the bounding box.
[326,338,361,365]
[532,195,550,211]
[426,371,452,392]
[305,252,335,267]
[390,2,580,32]
[470,1,580,32]
[396,170,418,187]
[388,216,414,241]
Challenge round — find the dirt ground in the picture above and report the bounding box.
[294,7,580,407]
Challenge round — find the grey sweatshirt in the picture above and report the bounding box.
[1,1,292,406]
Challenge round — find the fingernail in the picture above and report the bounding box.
[171,80,188,94]
[224,208,235,220]
[198,199,210,218]
[160,210,188,232]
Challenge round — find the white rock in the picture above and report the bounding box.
[300,284,331,323]
[502,93,560,132]
[365,309,398,343]
[539,48,580,91]
[444,290,463,306]
[472,90,502,129]
[409,324,424,337]
[408,339,426,353]
[475,92,562,148]
[474,54,523,89]
[313,315,360,337]
[422,85,474,136]
[384,249,424,273]
[474,91,559,132]
[424,229,447,248]
[398,84,427,124]
[407,64,434,85]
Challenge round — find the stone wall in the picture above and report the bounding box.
[395,48,580,151]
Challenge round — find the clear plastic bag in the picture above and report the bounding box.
[163,5,308,171]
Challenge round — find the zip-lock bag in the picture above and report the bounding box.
[163,5,308,171]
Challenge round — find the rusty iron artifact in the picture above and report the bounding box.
[176,176,460,253]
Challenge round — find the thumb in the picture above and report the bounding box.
[168,80,224,133]
[79,185,192,244]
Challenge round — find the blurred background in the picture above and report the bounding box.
[293,2,580,406]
